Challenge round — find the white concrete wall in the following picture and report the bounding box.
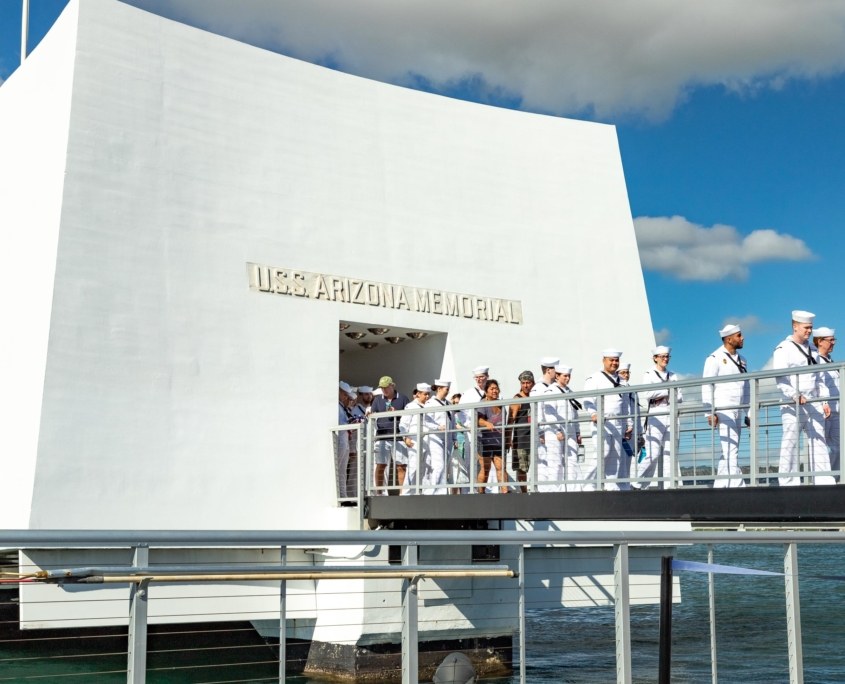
[0,2,78,528]
[4,0,654,530]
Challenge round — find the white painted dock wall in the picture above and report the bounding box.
[1,0,654,531]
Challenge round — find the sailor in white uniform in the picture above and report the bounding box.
[530,357,559,488]
[772,310,833,486]
[617,363,642,483]
[424,379,454,494]
[813,327,840,479]
[541,364,582,491]
[583,349,632,491]
[702,324,749,488]
[638,346,683,488]
[401,383,432,494]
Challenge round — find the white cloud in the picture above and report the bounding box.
[633,215,815,281]
[653,328,671,345]
[723,315,766,335]
[125,0,845,120]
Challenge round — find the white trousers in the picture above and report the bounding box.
[562,433,583,492]
[538,429,563,492]
[586,418,630,491]
[711,410,746,488]
[425,436,449,494]
[638,414,675,489]
[779,403,834,486]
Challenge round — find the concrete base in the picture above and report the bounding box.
[299,635,512,682]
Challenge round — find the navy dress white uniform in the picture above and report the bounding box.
[583,349,632,491]
[772,310,833,486]
[813,327,840,478]
[702,324,749,488]
[530,356,559,483]
[541,364,583,492]
[400,383,432,494]
[424,379,454,494]
[638,346,683,488]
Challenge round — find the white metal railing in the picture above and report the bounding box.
[333,363,844,501]
[3,529,845,684]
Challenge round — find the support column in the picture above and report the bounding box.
[518,546,526,684]
[402,545,419,684]
[784,543,804,684]
[127,546,149,684]
[613,544,632,684]
[278,545,287,683]
[707,545,718,684]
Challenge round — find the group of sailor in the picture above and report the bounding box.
[336,309,839,496]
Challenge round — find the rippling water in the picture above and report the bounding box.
[491,543,845,683]
[2,544,843,682]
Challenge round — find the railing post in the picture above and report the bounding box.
[401,544,419,684]
[529,401,539,492]
[613,543,632,684]
[707,545,718,684]
[127,546,149,684]
[749,378,759,486]
[668,389,679,489]
[469,410,479,494]
[596,398,606,490]
[518,545,526,684]
[784,542,804,684]
[278,545,287,683]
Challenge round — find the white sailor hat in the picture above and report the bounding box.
[339,381,353,395]
[652,346,671,356]
[472,366,489,376]
[540,356,560,368]
[792,310,815,324]
[719,323,741,337]
[815,327,836,338]
[415,382,432,393]
[618,362,631,371]
[357,385,374,394]
[554,364,572,374]
[601,348,622,358]
[433,378,452,388]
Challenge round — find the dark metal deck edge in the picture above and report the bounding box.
[365,485,845,525]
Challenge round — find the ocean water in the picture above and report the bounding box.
[1,543,844,682]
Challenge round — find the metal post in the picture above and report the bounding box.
[21,0,30,64]
[669,389,679,489]
[749,378,759,486]
[278,545,287,683]
[469,410,478,494]
[784,543,804,684]
[613,544,632,684]
[597,399,606,490]
[518,546,526,684]
[529,401,539,492]
[127,546,149,684]
[402,545,419,684]
[707,545,718,684]
[366,415,375,497]
[658,555,673,684]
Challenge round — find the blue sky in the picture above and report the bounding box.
[3,1,844,376]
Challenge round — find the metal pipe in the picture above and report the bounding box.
[68,568,517,584]
[7,528,845,549]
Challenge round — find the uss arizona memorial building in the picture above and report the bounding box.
[0,0,655,533]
